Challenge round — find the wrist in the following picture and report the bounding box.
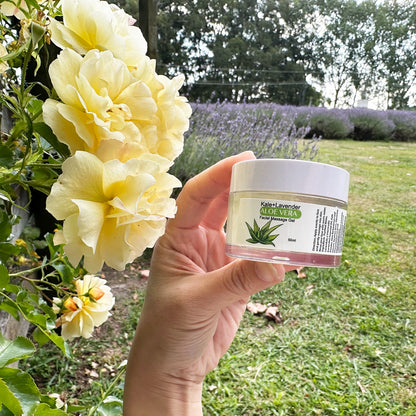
[123,370,203,416]
[124,326,204,416]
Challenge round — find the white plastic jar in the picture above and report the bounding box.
[225,159,350,267]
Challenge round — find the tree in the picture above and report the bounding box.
[305,0,378,107]
[109,0,416,108]
[373,0,416,109]
[156,0,322,104]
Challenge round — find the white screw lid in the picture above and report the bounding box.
[230,159,350,202]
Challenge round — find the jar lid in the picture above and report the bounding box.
[230,159,350,202]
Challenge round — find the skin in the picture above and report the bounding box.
[123,152,296,415]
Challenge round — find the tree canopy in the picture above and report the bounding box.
[110,0,416,109]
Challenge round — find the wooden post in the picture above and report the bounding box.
[0,106,31,344]
[139,0,158,60]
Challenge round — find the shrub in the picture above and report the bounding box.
[349,108,395,141]
[388,110,416,142]
[170,102,320,184]
[310,108,353,140]
[295,107,353,140]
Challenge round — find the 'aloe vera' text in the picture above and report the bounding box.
[260,206,302,219]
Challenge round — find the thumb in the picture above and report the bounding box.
[202,260,294,308]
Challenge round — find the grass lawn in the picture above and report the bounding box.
[22,140,416,415]
[203,140,416,415]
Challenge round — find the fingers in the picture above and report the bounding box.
[200,260,297,310]
[200,189,229,230]
[169,151,255,231]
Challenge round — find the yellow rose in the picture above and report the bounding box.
[54,275,115,341]
[150,74,193,161]
[46,151,181,273]
[49,0,147,68]
[129,56,192,161]
[43,48,157,156]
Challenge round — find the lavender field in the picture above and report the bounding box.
[171,102,416,183]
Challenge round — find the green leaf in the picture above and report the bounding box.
[0,190,13,204]
[31,328,50,348]
[245,222,258,241]
[0,243,20,264]
[0,145,14,169]
[0,265,9,290]
[0,301,20,321]
[265,234,279,243]
[253,219,259,233]
[246,238,258,244]
[26,99,43,117]
[31,329,71,358]
[33,403,68,416]
[66,404,86,413]
[4,284,20,294]
[258,220,273,239]
[0,38,30,64]
[30,22,46,48]
[27,166,59,193]
[0,212,12,243]
[0,334,35,368]
[0,368,40,415]
[0,377,22,416]
[53,264,75,285]
[33,123,70,158]
[95,396,123,416]
[25,312,47,328]
[262,223,283,239]
[25,0,42,10]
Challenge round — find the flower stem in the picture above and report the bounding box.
[87,364,127,416]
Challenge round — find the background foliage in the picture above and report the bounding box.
[111,0,416,109]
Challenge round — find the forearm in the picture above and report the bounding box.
[123,374,203,416]
[123,326,204,416]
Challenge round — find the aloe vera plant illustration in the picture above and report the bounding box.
[245,219,283,246]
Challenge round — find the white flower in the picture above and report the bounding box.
[49,0,147,68]
[54,275,115,340]
[46,151,181,272]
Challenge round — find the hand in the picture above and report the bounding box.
[124,152,296,415]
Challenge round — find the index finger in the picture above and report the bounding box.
[169,151,256,230]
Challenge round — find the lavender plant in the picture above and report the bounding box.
[170,101,320,183]
[349,108,395,141]
[387,110,416,142]
[295,107,354,140]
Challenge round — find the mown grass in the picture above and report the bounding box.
[22,140,416,414]
[202,140,416,415]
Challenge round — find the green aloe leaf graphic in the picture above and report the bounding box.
[245,219,282,246]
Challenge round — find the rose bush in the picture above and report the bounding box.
[0,0,190,413]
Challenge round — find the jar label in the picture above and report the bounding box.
[226,198,347,255]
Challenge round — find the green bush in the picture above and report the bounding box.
[295,108,353,140]
[388,111,416,142]
[310,109,353,140]
[349,109,395,141]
